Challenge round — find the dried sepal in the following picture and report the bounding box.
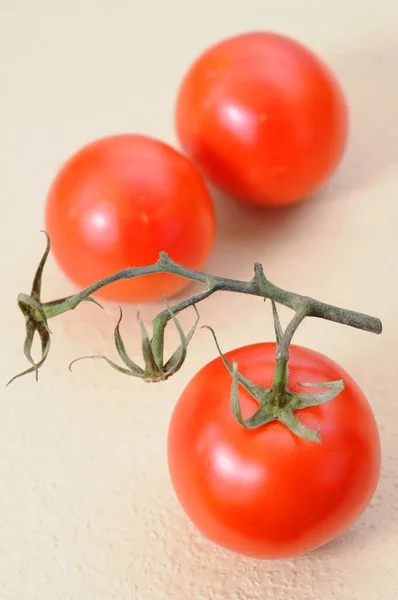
[278,409,320,443]
[202,325,266,399]
[137,311,160,376]
[271,300,283,345]
[10,231,100,384]
[163,303,200,377]
[8,283,52,386]
[69,354,138,376]
[69,302,200,383]
[43,295,102,314]
[69,307,146,378]
[229,360,275,429]
[114,308,145,376]
[203,326,284,430]
[230,359,246,427]
[294,380,345,409]
[31,231,51,300]
[7,322,51,386]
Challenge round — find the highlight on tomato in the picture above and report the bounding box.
[175,31,349,208]
[167,342,380,559]
[45,134,216,302]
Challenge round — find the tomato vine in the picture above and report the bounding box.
[10,232,382,442]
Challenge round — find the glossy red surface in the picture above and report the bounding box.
[167,343,380,558]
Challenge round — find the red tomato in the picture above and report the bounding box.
[167,343,380,559]
[45,134,216,302]
[175,32,349,207]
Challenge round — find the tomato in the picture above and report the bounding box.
[175,32,349,207]
[167,343,380,559]
[45,134,216,302]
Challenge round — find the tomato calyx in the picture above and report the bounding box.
[69,301,200,383]
[204,302,345,442]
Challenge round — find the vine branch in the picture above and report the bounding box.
[44,250,382,334]
[10,233,382,388]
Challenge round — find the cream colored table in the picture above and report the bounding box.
[1,2,397,599]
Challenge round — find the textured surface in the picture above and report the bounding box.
[1,1,398,599]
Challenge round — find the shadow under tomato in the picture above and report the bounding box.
[307,422,398,559]
[203,182,326,279]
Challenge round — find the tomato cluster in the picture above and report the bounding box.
[42,31,380,560]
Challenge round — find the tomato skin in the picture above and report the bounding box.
[175,32,348,207]
[45,134,216,302]
[167,343,380,559]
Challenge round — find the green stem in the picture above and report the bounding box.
[276,308,309,361]
[271,308,308,399]
[42,251,382,337]
[151,285,219,368]
[12,236,383,395]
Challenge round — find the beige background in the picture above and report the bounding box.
[1,1,398,599]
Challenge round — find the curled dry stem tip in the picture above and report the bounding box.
[9,232,100,385]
